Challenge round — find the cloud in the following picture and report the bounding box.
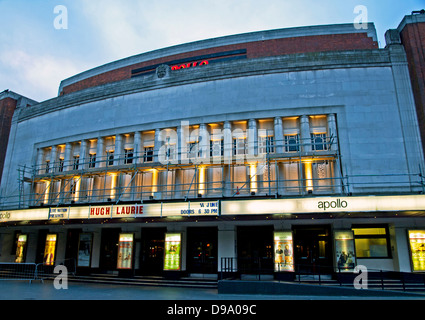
[0,49,83,101]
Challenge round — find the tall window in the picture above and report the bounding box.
[89,154,96,168]
[311,133,328,151]
[107,151,114,166]
[73,156,79,170]
[45,161,50,173]
[259,136,275,154]
[284,134,300,152]
[58,159,64,172]
[353,226,391,258]
[210,140,224,157]
[233,138,246,156]
[144,147,154,162]
[124,149,134,164]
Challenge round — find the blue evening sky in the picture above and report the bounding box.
[0,0,423,102]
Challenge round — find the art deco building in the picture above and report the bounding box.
[0,12,425,280]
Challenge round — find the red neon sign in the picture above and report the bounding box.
[171,60,209,71]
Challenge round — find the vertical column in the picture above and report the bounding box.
[274,117,284,154]
[247,119,258,157]
[223,121,232,164]
[174,169,183,198]
[50,146,57,173]
[114,134,122,166]
[154,129,161,163]
[134,131,141,164]
[37,148,44,174]
[80,140,87,169]
[327,114,342,194]
[300,115,311,153]
[96,137,104,168]
[64,143,72,171]
[198,123,209,161]
[222,165,232,197]
[178,121,189,164]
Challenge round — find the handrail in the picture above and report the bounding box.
[219,257,425,292]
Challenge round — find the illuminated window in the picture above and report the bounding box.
[353,227,390,258]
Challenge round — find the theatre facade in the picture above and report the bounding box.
[1,13,425,278]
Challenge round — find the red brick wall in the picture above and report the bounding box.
[400,22,425,152]
[0,97,17,184]
[61,32,378,95]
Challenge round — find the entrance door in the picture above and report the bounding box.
[65,229,82,272]
[99,228,121,272]
[293,225,332,274]
[237,226,274,274]
[187,227,218,274]
[139,228,166,275]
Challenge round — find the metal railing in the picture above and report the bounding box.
[0,263,38,283]
[219,257,425,293]
[0,259,76,283]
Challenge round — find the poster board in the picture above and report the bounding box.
[117,233,134,270]
[334,230,356,272]
[408,230,425,272]
[15,234,28,263]
[274,231,294,272]
[164,233,182,271]
[43,234,57,266]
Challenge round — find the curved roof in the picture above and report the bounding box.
[58,23,378,95]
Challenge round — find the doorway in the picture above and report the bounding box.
[293,225,332,274]
[139,228,166,275]
[237,226,274,274]
[187,227,218,274]
[99,228,121,272]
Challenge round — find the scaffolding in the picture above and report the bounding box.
[1,135,424,210]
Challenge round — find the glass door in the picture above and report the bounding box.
[187,227,218,274]
[293,225,332,274]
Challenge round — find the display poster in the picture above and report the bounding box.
[77,233,93,267]
[164,233,182,271]
[274,232,294,272]
[15,234,27,263]
[43,234,57,266]
[117,233,134,270]
[408,230,425,272]
[334,231,356,272]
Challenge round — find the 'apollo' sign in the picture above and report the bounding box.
[317,199,348,211]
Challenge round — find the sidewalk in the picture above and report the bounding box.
[0,280,424,300]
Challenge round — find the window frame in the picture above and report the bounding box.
[352,225,392,259]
